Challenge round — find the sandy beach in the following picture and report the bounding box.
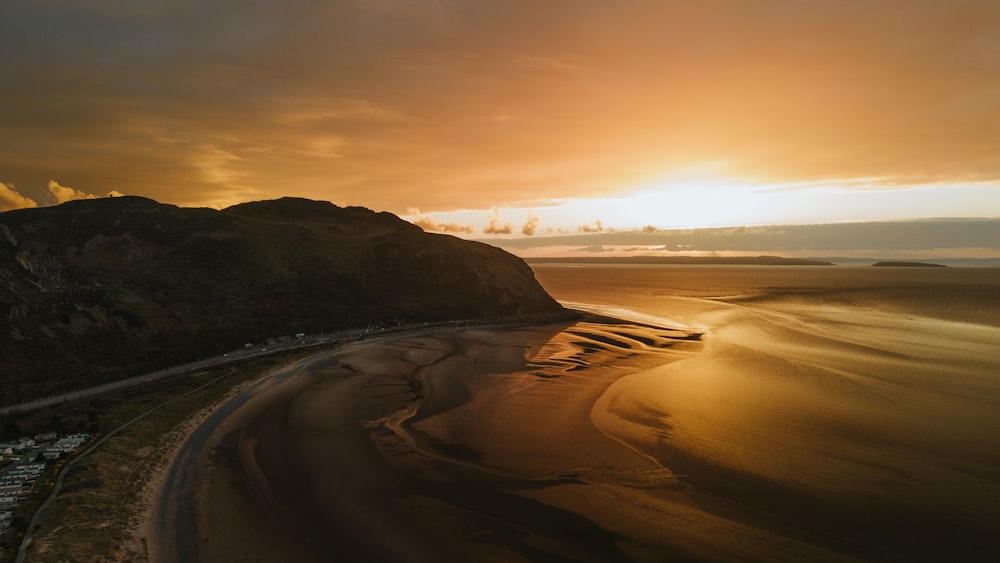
[146,319,857,561]
[147,320,708,561]
[144,265,1000,561]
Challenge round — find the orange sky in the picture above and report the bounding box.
[2,1,1000,235]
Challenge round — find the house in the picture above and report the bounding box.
[4,453,34,465]
[51,434,89,453]
[0,485,21,496]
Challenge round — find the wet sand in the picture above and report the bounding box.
[163,322,698,561]
[150,266,1000,561]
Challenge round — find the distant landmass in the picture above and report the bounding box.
[526,256,834,266]
[0,197,564,404]
[484,218,1000,260]
[872,261,946,268]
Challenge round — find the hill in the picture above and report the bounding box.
[0,197,564,404]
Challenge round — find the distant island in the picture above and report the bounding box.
[527,256,834,266]
[872,261,947,268]
[0,196,565,404]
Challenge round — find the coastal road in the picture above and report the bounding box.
[0,317,529,417]
[0,334,345,416]
[153,353,334,562]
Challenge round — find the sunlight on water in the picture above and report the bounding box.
[534,265,1000,559]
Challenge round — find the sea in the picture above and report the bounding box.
[530,264,1000,561]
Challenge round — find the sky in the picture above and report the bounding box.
[3,0,1000,248]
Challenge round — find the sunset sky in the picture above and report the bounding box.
[3,1,1000,239]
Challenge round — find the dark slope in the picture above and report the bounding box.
[0,196,564,403]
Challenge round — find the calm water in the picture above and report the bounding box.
[532,264,1000,560]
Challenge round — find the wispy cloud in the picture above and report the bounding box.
[518,55,584,72]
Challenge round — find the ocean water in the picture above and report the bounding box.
[531,264,1000,560]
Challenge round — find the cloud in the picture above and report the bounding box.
[196,146,245,185]
[2,0,1000,219]
[47,180,98,204]
[406,207,473,234]
[518,55,584,72]
[412,217,474,234]
[0,180,125,211]
[484,208,512,235]
[46,180,126,205]
[521,211,540,235]
[0,182,38,211]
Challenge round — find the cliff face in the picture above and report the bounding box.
[0,197,563,403]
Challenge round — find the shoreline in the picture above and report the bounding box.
[135,313,588,562]
[129,359,301,561]
[143,310,718,561]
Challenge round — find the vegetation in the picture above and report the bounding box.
[1,344,340,562]
[1,196,562,404]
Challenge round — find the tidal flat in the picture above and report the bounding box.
[152,265,1000,561]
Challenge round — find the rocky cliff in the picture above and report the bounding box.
[0,197,564,403]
